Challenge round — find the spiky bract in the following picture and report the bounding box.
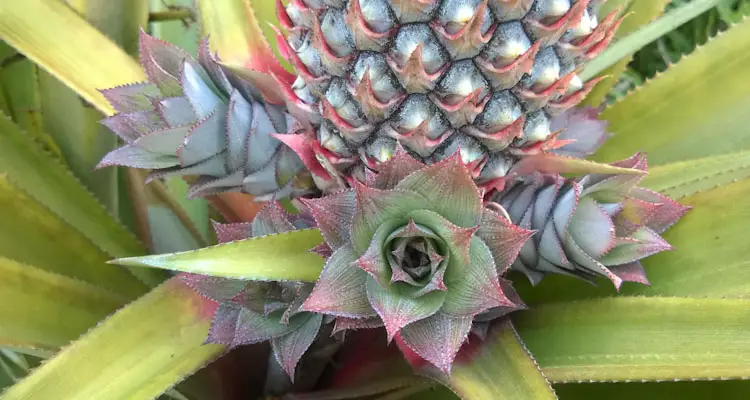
[493,153,689,287]
[98,32,310,200]
[299,151,532,373]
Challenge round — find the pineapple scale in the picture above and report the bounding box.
[278,0,620,188]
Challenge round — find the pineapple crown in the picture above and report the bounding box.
[97,31,311,200]
[495,152,690,287]
[298,149,532,374]
[181,203,323,380]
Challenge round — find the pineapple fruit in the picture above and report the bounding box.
[277,0,622,191]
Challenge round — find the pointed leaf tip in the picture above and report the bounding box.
[510,153,646,178]
[111,229,325,282]
[395,154,483,228]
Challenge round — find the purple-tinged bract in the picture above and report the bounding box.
[97,31,311,200]
[493,152,689,287]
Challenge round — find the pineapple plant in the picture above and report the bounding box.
[0,0,749,399]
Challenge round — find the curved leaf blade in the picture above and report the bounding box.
[196,0,292,80]
[555,380,750,400]
[0,174,148,298]
[113,229,326,282]
[584,0,671,106]
[0,43,59,156]
[0,257,125,352]
[1,278,224,400]
[438,319,557,400]
[516,297,750,382]
[595,18,750,164]
[642,151,750,199]
[0,0,146,116]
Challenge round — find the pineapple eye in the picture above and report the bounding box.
[442,5,476,33]
[455,5,475,23]
[502,40,528,60]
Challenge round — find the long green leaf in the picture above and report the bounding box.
[37,72,120,212]
[555,380,750,400]
[164,177,210,244]
[1,278,224,400]
[584,0,671,106]
[642,151,750,199]
[0,0,146,116]
[0,43,61,158]
[408,381,750,400]
[594,17,750,165]
[581,0,724,81]
[0,174,147,298]
[250,0,292,70]
[0,257,125,352]
[516,297,750,382]
[0,112,165,286]
[149,0,198,55]
[196,0,288,73]
[438,319,556,400]
[113,229,326,282]
[37,0,147,211]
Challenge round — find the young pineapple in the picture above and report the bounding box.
[276,0,621,191]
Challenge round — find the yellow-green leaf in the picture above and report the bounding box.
[149,0,198,55]
[584,0,671,106]
[517,297,750,382]
[0,174,147,298]
[594,17,750,165]
[0,0,146,116]
[196,0,292,77]
[0,257,125,352]
[2,278,224,400]
[439,319,556,400]
[113,229,326,282]
[0,112,165,286]
[555,380,750,400]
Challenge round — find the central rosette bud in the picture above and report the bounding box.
[385,220,447,294]
[299,153,533,373]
